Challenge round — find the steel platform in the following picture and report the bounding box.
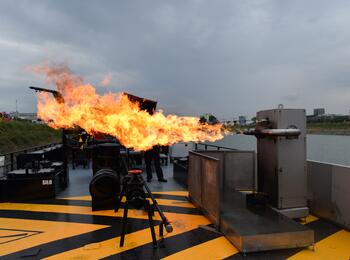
[220,190,315,253]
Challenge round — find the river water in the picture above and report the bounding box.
[209,134,350,167]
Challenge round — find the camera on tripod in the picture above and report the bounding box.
[116,168,173,247]
[120,169,146,209]
[89,143,173,248]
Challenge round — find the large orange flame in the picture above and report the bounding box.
[30,64,225,151]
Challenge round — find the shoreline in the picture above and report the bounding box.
[307,129,350,136]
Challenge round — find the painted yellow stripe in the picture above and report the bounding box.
[152,191,189,197]
[288,230,350,260]
[162,236,239,260]
[44,214,211,259]
[302,215,319,225]
[0,202,154,220]
[61,190,189,198]
[154,198,193,208]
[61,196,195,208]
[0,218,108,257]
[0,229,37,244]
[0,202,200,223]
[60,195,91,201]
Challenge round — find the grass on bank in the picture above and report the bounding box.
[307,121,350,130]
[0,121,61,154]
[307,121,350,134]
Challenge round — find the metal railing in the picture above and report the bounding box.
[0,142,61,176]
[194,143,236,151]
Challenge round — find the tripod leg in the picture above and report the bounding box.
[147,202,157,248]
[158,222,165,248]
[115,192,123,212]
[119,201,128,247]
[159,222,163,237]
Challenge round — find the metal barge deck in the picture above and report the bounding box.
[0,164,349,259]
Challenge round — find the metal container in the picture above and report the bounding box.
[256,109,308,217]
[188,149,314,252]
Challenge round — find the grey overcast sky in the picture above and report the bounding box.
[1,0,350,119]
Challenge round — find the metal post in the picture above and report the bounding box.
[10,154,14,171]
[147,203,157,248]
[159,222,164,237]
[120,201,129,247]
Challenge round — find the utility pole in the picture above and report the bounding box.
[15,99,18,118]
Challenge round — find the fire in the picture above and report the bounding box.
[30,63,225,151]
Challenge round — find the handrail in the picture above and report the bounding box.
[189,151,220,161]
[194,143,236,151]
[0,142,61,157]
[0,142,62,174]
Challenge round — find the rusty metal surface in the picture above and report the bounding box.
[188,152,203,205]
[197,150,255,191]
[188,150,255,228]
[188,151,220,226]
[201,158,220,226]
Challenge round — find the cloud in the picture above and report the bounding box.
[100,73,112,87]
[1,0,350,117]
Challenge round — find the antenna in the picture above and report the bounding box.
[15,99,18,118]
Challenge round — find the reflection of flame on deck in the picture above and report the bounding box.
[30,63,226,151]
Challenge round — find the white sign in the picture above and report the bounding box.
[42,180,52,185]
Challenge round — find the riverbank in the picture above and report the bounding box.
[307,129,350,135]
[307,121,350,135]
[0,121,60,154]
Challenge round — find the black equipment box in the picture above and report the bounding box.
[92,143,120,175]
[0,167,65,202]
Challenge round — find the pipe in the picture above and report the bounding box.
[244,128,301,137]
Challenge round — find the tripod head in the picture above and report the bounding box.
[122,168,146,209]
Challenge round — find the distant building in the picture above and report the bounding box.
[238,116,246,125]
[313,108,325,116]
[9,112,37,121]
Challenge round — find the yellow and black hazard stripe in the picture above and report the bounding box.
[0,191,349,259]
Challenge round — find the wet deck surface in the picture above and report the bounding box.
[0,164,349,259]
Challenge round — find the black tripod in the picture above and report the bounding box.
[115,169,173,248]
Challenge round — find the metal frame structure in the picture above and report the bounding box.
[188,149,314,253]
